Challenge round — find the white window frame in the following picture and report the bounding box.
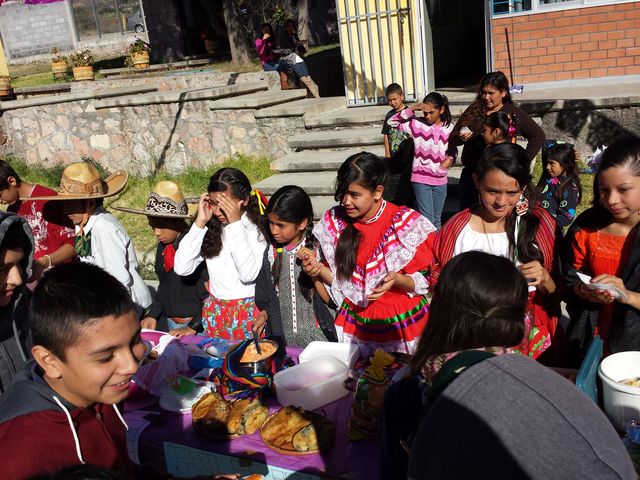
[491,0,638,18]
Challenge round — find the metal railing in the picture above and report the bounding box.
[491,0,630,16]
[70,0,146,39]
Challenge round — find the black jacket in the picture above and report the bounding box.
[561,208,640,365]
[147,235,208,332]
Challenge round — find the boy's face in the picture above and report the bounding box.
[387,92,404,111]
[148,217,182,245]
[0,246,24,306]
[0,177,20,206]
[63,199,92,225]
[35,310,145,408]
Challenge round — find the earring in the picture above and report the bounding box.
[515,193,529,216]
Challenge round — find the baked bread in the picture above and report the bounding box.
[261,406,335,453]
[192,392,268,438]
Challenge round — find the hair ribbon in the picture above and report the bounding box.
[250,189,267,216]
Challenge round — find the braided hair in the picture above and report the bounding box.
[267,185,316,302]
[200,167,268,258]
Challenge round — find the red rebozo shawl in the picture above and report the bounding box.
[431,207,560,359]
[314,201,436,355]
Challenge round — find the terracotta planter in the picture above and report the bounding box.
[72,65,94,81]
[0,76,12,99]
[131,51,150,69]
[204,39,219,56]
[51,61,68,75]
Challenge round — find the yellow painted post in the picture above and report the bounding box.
[0,38,9,77]
[0,37,13,99]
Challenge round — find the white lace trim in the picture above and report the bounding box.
[336,326,420,356]
[315,210,435,307]
[408,271,429,296]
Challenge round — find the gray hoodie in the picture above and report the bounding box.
[0,212,34,394]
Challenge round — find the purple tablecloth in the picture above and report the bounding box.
[125,334,381,479]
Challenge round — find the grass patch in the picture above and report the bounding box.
[4,153,273,278]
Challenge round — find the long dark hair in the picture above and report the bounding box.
[484,111,518,143]
[411,251,528,372]
[458,71,513,127]
[200,167,267,258]
[267,185,315,302]
[258,23,274,40]
[334,152,387,281]
[423,91,452,126]
[538,143,582,202]
[476,143,543,264]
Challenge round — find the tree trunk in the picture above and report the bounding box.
[222,0,251,64]
[297,0,310,48]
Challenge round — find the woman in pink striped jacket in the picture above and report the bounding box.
[388,92,454,229]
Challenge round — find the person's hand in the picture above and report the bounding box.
[252,310,268,336]
[262,33,270,40]
[169,326,196,338]
[195,193,214,228]
[367,272,398,301]
[591,274,629,303]
[459,128,473,142]
[410,102,424,112]
[576,283,615,304]
[140,317,157,330]
[441,156,454,169]
[299,248,323,277]
[30,257,49,282]
[518,261,549,287]
[217,192,244,224]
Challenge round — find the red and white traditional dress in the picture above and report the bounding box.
[314,200,436,356]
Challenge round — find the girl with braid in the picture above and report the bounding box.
[302,153,436,356]
[253,186,337,347]
[174,168,268,340]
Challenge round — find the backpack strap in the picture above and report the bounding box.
[422,351,496,420]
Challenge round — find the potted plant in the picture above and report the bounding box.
[125,38,151,69]
[50,47,68,77]
[69,47,95,81]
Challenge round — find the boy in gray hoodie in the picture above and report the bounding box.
[0,211,34,394]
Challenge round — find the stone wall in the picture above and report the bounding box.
[1,72,301,175]
[0,0,76,60]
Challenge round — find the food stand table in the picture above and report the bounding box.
[124,334,381,479]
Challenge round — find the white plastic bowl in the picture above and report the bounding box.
[298,341,360,368]
[274,355,349,410]
[597,351,640,430]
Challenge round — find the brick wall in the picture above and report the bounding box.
[492,2,640,84]
[0,1,76,59]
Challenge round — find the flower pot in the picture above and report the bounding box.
[131,51,150,69]
[51,61,68,75]
[72,65,94,81]
[0,76,12,99]
[204,39,219,56]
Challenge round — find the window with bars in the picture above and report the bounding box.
[491,0,625,16]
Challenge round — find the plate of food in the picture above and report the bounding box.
[192,391,269,440]
[260,406,335,455]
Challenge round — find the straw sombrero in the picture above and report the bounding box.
[113,180,194,219]
[25,162,128,201]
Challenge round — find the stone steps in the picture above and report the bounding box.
[271,147,385,172]
[304,102,468,128]
[209,89,307,110]
[255,96,345,118]
[93,81,268,109]
[288,127,383,150]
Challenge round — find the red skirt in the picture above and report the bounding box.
[202,295,257,340]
